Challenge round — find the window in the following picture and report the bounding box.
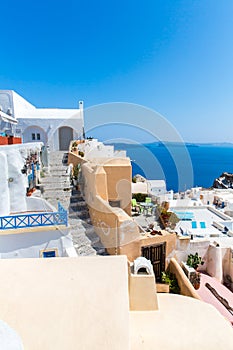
[109,200,121,208]
[32,133,35,140]
[37,133,40,140]
[40,248,58,258]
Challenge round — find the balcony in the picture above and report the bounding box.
[0,202,67,231]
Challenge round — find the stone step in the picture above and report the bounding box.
[40,175,70,182]
[49,164,69,170]
[69,201,87,209]
[71,234,92,247]
[74,245,97,256]
[86,231,100,245]
[71,188,83,195]
[48,171,69,176]
[81,218,93,227]
[69,206,89,217]
[70,196,84,203]
[70,228,86,237]
[42,183,71,190]
[42,188,72,195]
[69,211,90,220]
[68,218,84,227]
[85,225,96,234]
[43,198,71,207]
[94,244,106,255]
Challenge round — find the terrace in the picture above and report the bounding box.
[172,206,230,239]
[0,202,67,231]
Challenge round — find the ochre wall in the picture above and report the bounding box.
[80,162,140,255]
[69,150,176,266]
[103,163,132,216]
[129,274,158,311]
[168,258,201,299]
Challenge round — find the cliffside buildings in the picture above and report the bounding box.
[0,90,84,150]
[0,90,233,348]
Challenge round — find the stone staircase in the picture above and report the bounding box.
[40,151,72,210]
[40,151,107,256]
[68,187,107,256]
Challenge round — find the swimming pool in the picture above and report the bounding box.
[172,211,194,221]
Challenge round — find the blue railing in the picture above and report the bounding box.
[0,202,68,230]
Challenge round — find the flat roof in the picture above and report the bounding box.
[0,257,232,349]
[173,207,225,238]
[130,294,233,349]
[0,256,130,350]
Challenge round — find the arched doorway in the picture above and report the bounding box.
[59,126,74,151]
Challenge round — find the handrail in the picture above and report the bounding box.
[0,202,68,230]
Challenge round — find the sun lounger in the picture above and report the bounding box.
[200,221,206,229]
[191,221,197,229]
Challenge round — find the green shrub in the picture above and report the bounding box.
[187,253,203,269]
[132,193,147,202]
[161,271,180,294]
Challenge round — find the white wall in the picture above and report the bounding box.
[205,245,223,282]
[18,116,83,151]
[0,144,43,216]
[0,228,73,258]
[0,152,10,215]
[78,139,115,159]
[26,197,56,212]
[7,149,27,213]
[147,180,166,197]
[23,125,47,144]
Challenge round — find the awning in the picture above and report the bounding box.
[0,111,18,124]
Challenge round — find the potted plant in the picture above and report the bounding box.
[186,253,203,270]
[72,164,80,186]
[161,271,180,294]
[185,253,203,290]
[72,141,78,151]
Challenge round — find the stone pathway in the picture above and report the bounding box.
[40,151,106,256]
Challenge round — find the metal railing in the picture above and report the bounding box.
[0,202,68,230]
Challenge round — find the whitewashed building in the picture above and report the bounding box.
[147,179,167,197]
[76,138,127,159]
[0,142,74,258]
[0,90,84,151]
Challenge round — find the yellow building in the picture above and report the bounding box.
[0,256,232,349]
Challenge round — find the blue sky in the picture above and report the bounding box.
[1,0,233,142]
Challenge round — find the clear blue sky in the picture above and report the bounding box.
[1,0,233,142]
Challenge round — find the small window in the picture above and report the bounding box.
[40,248,58,258]
[37,133,40,140]
[32,133,35,140]
[109,200,121,208]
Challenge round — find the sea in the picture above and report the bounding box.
[112,143,233,192]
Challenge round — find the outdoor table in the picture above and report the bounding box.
[140,202,155,215]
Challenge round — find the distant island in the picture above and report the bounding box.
[104,140,233,148]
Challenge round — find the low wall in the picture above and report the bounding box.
[26,197,55,212]
[90,195,140,256]
[0,226,72,258]
[205,245,223,281]
[222,248,233,291]
[168,258,201,299]
[208,206,232,220]
[80,162,140,258]
[68,152,86,167]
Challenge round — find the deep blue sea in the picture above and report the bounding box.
[112,143,233,192]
